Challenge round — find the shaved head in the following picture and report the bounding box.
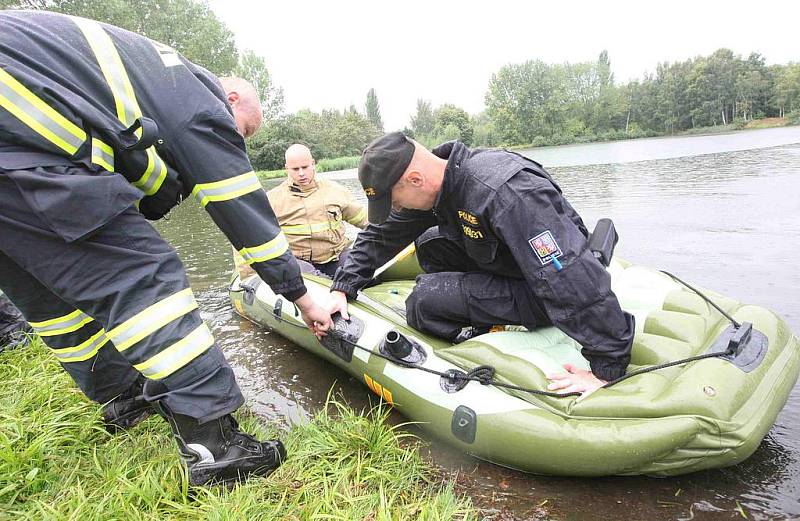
[218,76,263,138]
[285,143,313,163]
[284,143,316,187]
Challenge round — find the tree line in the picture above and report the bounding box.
[4,1,800,170]
[477,49,800,148]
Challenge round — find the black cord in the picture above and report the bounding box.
[660,270,740,328]
[240,268,743,398]
[597,270,744,388]
[253,298,580,398]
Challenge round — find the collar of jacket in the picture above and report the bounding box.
[431,140,469,215]
[287,178,319,197]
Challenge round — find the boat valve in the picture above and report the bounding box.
[384,330,413,359]
[379,330,427,365]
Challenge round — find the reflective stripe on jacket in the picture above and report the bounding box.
[267,178,368,264]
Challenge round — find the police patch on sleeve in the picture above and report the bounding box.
[529,230,562,265]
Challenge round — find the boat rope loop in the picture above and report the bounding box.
[238,268,748,399]
[442,365,495,391]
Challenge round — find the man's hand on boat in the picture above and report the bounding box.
[294,293,332,337]
[546,363,607,401]
[324,290,350,322]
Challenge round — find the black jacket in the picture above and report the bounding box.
[332,141,635,380]
[0,11,304,300]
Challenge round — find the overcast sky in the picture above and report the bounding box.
[208,0,800,130]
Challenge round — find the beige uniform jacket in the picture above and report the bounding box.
[233,178,367,278]
[269,178,368,263]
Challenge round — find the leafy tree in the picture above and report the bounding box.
[434,104,473,146]
[772,63,800,117]
[234,50,285,121]
[471,111,499,147]
[485,59,570,144]
[365,88,384,131]
[9,0,238,74]
[410,99,435,136]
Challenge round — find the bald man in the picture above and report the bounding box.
[265,144,368,277]
[0,11,334,486]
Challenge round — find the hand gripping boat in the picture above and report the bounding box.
[229,240,799,476]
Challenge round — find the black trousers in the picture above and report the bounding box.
[0,168,243,423]
[405,227,550,340]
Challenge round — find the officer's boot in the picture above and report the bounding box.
[102,375,153,433]
[452,326,492,344]
[156,402,287,486]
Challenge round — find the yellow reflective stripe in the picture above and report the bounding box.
[29,309,93,337]
[191,171,261,207]
[238,233,290,265]
[106,288,197,352]
[346,208,367,225]
[91,138,115,171]
[73,17,140,125]
[0,67,86,154]
[74,17,169,196]
[50,329,109,362]
[281,219,343,236]
[132,147,167,195]
[134,322,214,379]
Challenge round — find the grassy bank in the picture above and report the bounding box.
[0,338,476,520]
[256,156,360,181]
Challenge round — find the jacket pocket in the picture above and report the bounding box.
[325,204,344,243]
[537,253,604,322]
[464,238,499,265]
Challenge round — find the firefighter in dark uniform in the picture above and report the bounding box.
[324,132,635,397]
[0,11,332,486]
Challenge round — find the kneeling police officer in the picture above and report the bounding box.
[324,132,635,397]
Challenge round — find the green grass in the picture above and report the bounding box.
[0,339,476,520]
[255,156,360,181]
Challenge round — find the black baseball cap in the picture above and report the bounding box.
[358,132,415,224]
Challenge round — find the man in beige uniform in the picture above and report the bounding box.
[236,144,368,279]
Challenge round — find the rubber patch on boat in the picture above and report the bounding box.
[706,323,768,373]
[319,314,364,362]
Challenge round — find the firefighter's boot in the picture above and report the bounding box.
[157,403,286,486]
[102,375,153,433]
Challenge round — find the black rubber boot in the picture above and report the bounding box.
[452,326,492,344]
[156,403,286,486]
[102,375,153,433]
[0,323,33,354]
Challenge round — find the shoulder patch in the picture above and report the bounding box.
[529,230,562,265]
[151,40,182,68]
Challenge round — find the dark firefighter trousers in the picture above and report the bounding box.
[405,227,551,340]
[0,167,243,423]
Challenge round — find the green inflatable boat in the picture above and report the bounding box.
[229,248,799,476]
